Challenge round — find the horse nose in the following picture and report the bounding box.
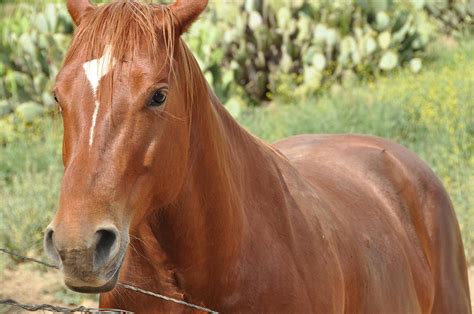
[93,227,119,269]
[44,225,120,269]
[44,227,60,263]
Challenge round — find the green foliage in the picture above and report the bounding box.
[0,3,72,133]
[0,118,62,260]
[1,0,472,126]
[184,0,473,113]
[0,164,61,257]
[425,0,474,34]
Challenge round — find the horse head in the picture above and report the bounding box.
[44,0,208,293]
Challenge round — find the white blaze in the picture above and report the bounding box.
[82,45,115,147]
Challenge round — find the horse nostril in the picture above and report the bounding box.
[44,228,60,263]
[94,228,118,269]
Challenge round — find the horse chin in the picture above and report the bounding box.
[65,256,124,294]
[66,272,119,293]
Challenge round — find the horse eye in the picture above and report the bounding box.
[149,90,167,107]
[53,93,58,103]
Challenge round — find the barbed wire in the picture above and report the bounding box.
[0,248,218,313]
[117,283,218,313]
[0,299,130,313]
[0,248,59,269]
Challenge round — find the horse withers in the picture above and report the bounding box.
[44,0,471,312]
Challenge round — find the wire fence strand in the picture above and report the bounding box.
[0,248,59,269]
[0,248,218,313]
[117,283,217,313]
[0,299,131,313]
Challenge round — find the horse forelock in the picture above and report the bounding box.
[67,1,177,62]
[64,1,204,120]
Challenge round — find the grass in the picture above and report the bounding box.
[0,39,472,270]
[0,118,62,264]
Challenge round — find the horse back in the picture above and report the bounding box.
[274,134,471,313]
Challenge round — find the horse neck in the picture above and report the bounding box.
[145,41,291,296]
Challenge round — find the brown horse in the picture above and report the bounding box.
[44,0,471,312]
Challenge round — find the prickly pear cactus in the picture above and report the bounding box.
[1,0,472,126]
[185,0,471,105]
[0,3,73,123]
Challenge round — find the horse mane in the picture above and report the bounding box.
[65,0,176,67]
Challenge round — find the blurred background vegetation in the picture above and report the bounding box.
[0,0,473,307]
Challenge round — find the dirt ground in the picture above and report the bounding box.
[1,265,473,312]
[0,264,97,313]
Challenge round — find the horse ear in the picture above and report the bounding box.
[67,0,95,26]
[169,0,208,34]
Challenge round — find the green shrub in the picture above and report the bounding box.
[0,118,62,260]
[1,0,473,129]
[0,3,72,134]
[425,0,474,34]
[0,164,61,258]
[186,0,473,113]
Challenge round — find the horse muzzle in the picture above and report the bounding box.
[44,224,128,293]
